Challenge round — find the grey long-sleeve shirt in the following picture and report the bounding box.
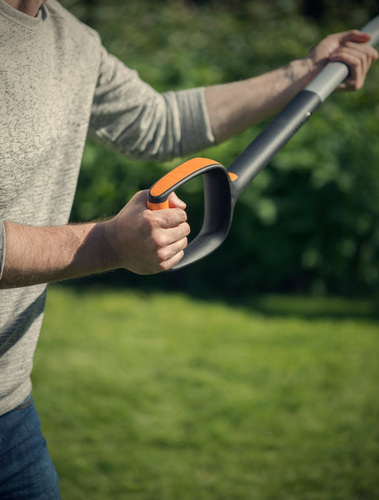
[0,0,214,415]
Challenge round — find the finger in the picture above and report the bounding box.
[159,249,186,272]
[329,46,373,89]
[156,208,188,229]
[152,221,190,250]
[156,234,189,264]
[168,191,186,209]
[330,42,376,65]
[338,32,379,80]
[333,52,364,89]
[144,204,188,230]
[168,221,191,242]
[340,29,371,44]
[341,41,379,62]
[330,46,365,72]
[137,189,150,204]
[327,30,370,49]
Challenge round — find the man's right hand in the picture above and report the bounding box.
[104,190,190,275]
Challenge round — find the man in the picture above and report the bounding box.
[0,0,377,498]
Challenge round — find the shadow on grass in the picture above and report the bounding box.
[60,270,379,322]
[235,294,379,321]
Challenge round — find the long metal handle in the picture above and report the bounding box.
[148,15,379,271]
[228,15,379,198]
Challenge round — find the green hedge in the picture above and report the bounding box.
[64,0,379,295]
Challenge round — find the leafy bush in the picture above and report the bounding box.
[64,0,379,295]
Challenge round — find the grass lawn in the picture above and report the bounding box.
[33,285,379,500]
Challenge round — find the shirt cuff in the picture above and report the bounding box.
[175,87,215,156]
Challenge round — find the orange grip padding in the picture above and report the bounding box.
[147,200,170,211]
[228,172,238,182]
[150,157,220,198]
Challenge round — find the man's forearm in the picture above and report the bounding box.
[0,191,190,289]
[205,30,378,143]
[205,58,318,143]
[0,221,112,288]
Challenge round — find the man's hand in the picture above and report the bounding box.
[306,30,378,90]
[105,190,190,275]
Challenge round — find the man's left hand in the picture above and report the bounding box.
[307,30,378,90]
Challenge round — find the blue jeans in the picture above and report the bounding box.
[0,396,61,499]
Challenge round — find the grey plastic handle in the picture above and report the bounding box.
[306,15,379,101]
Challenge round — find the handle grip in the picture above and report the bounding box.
[147,157,235,208]
[147,158,236,270]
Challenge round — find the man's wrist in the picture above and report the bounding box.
[286,58,324,89]
[95,219,121,273]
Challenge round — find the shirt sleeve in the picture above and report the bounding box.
[0,221,6,280]
[89,46,215,161]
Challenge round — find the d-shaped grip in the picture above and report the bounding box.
[148,158,236,270]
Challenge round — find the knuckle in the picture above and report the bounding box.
[181,209,188,222]
[182,222,191,236]
[151,231,167,250]
[163,210,187,229]
[174,208,187,223]
[142,210,155,228]
[155,249,165,263]
[156,244,170,260]
[159,251,184,272]
[180,238,189,253]
[158,254,172,271]
[159,260,170,272]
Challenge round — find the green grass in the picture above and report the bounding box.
[33,286,379,500]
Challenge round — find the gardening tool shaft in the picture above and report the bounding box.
[228,90,322,197]
[228,15,379,198]
[147,15,379,271]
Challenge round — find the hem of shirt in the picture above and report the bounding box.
[0,379,33,417]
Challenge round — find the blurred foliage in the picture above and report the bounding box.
[61,0,379,296]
